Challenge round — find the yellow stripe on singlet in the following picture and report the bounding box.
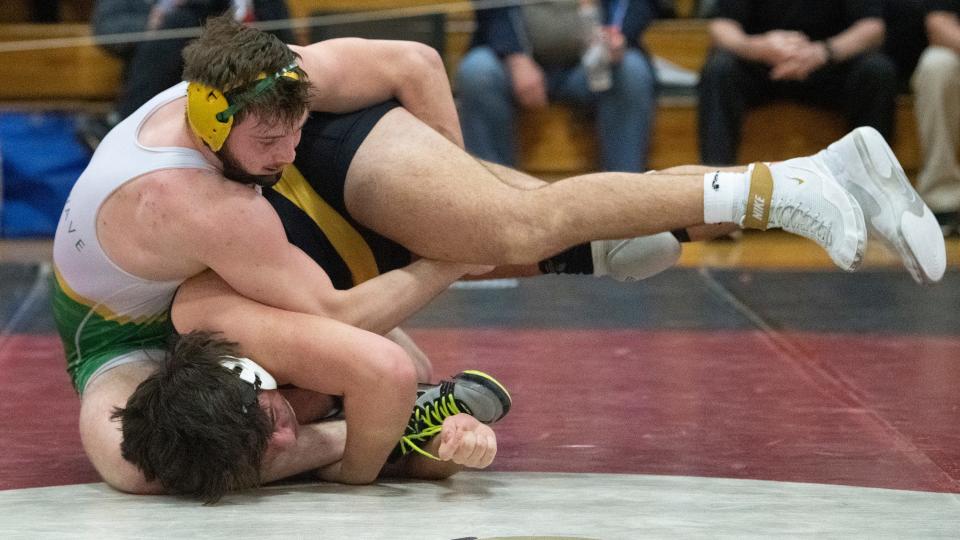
[52,265,168,326]
[272,165,380,284]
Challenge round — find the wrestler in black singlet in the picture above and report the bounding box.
[264,100,412,290]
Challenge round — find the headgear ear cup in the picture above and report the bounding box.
[187,83,233,151]
[186,63,302,152]
[219,355,278,390]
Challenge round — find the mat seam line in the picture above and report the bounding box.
[697,267,960,493]
[0,262,51,356]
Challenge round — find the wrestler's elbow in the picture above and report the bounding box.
[341,334,416,389]
[367,340,418,396]
[393,41,444,83]
[309,292,355,325]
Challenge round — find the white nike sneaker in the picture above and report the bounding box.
[819,126,946,284]
[742,160,867,272]
[592,232,682,282]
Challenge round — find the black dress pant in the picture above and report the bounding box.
[697,48,898,166]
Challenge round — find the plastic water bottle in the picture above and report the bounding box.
[580,1,612,92]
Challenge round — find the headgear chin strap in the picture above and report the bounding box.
[219,355,278,391]
[187,62,301,151]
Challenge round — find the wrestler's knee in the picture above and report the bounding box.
[78,368,163,495]
[98,461,158,495]
[483,211,563,264]
[79,403,157,493]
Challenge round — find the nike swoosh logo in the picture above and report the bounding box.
[790,176,806,185]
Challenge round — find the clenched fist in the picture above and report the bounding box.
[436,413,497,469]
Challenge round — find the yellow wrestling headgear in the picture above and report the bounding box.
[186,62,301,151]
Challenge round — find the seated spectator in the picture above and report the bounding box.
[78,0,293,149]
[910,0,960,234]
[882,0,929,93]
[698,0,898,166]
[455,0,657,173]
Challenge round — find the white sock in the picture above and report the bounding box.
[703,167,750,224]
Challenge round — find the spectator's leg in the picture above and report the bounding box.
[840,51,898,141]
[455,46,518,166]
[549,50,656,172]
[911,46,960,215]
[698,48,762,166]
[602,50,657,172]
[596,50,658,172]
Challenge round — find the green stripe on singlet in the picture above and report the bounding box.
[50,273,173,393]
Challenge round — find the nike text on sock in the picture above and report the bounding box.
[742,162,773,230]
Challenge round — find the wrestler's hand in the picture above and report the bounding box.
[436,413,497,469]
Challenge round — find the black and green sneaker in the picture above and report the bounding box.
[394,370,512,460]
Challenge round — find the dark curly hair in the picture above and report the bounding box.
[181,13,309,130]
[112,331,273,503]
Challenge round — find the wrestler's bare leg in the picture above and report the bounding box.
[345,107,724,264]
[479,160,740,241]
[79,363,165,494]
[346,111,743,264]
[379,158,733,279]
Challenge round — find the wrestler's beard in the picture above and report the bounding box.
[217,144,282,188]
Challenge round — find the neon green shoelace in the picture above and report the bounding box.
[396,392,464,461]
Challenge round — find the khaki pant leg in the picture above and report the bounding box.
[911,46,960,212]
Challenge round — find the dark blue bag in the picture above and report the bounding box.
[0,112,91,238]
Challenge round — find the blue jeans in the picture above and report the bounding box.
[455,46,657,172]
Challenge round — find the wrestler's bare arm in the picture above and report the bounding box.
[164,176,478,334]
[172,270,416,484]
[290,39,463,147]
[174,272,498,483]
[375,413,498,481]
[261,420,347,483]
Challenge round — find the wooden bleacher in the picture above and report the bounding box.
[0,15,920,174]
[1,0,93,23]
[515,18,919,173]
[0,23,119,105]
